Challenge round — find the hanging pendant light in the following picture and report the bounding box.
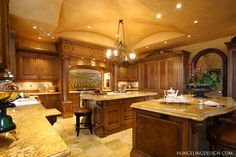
[106,19,136,63]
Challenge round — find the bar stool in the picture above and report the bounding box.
[207,113,236,155]
[74,107,93,136]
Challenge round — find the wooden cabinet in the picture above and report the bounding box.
[16,52,57,80]
[129,64,139,81]
[131,109,189,157]
[68,93,80,113]
[0,0,9,72]
[104,100,121,130]
[139,61,158,91]
[38,94,60,110]
[118,64,139,81]
[39,55,57,80]
[118,65,129,81]
[139,52,189,93]
[158,57,184,96]
[92,96,155,137]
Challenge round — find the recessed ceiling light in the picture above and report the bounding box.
[176,3,182,9]
[164,41,167,44]
[87,26,91,29]
[33,26,37,29]
[187,35,191,38]
[38,37,42,40]
[193,20,198,24]
[146,46,149,48]
[51,36,55,39]
[156,13,162,19]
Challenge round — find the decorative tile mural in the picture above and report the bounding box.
[69,68,102,90]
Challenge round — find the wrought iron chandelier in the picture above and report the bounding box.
[106,19,136,63]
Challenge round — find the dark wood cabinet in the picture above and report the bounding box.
[0,0,9,72]
[68,93,80,113]
[129,64,139,81]
[104,100,121,130]
[92,96,154,137]
[118,64,139,81]
[17,53,38,80]
[158,57,185,96]
[118,65,129,81]
[38,94,60,110]
[139,61,158,91]
[16,52,57,80]
[139,52,189,94]
[39,55,57,80]
[131,109,189,157]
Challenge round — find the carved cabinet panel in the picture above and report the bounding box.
[104,100,121,130]
[16,52,57,80]
[0,0,9,72]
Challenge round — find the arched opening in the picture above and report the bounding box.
[191,48,227,96]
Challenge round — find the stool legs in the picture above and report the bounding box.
[76,115,80,136]
[87,114,93,134]
[75,114,93,136]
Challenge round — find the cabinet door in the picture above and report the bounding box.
[158,59,168,96]
[122,99,133,126]
[104,101,121,130]
[0,0,9,71]
[38,95,59,109]
[17,53,39,80]
[129,64,139,81]
[39,55,57,80]
[148,61,158,91]
[118,65,129,81]
[139,63,144,90]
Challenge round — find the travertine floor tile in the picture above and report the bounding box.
[54,116,132,157]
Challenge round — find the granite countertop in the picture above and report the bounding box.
[80,91,158,101]
[27,92,61,95]
[0,104,70,157]
[131,95,236,121]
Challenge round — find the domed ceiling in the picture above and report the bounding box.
[9,0,236,54]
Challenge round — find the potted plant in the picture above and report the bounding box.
[186,73,220,97]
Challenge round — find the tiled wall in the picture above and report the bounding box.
[118,81,139,89]
[16,82,54,92]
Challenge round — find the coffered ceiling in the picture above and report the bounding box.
[9,0,236,54]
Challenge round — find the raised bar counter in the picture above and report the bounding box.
[0,104,70,157]
[130,95,236,157]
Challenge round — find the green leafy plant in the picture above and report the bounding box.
[187,73,221,90]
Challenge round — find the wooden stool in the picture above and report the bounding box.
[207,115,236,155]
[74,107,93,136]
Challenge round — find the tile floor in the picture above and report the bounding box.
[53,116,132,157]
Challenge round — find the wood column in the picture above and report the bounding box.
[61,55,73,118]
[225,36,236,100]
[62,56,70,102]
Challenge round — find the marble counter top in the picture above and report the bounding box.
[27,92,61,95]
[131,95,236,121]
[81,91,157,101]
[0,104,70,157]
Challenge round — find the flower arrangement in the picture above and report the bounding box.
[187,73,220,90]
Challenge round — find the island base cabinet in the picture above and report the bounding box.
[131,109,214,157]
[93,97,147,137]
[131,109,191,157]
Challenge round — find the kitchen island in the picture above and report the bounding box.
[81,91,158,137]
[130,96,236,157]
[0,104,70,157]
